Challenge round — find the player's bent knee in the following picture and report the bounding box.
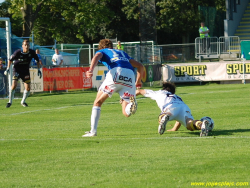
[93,97,108,107]
[93,101,103,107]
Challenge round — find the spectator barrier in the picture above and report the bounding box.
[162,61,250,83]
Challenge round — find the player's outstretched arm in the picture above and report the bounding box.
[87,52,103,78]
[129,59,144,88]
[136,89,146,96]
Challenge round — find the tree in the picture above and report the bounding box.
[8,0,43,37]
[157,0,204,44]
[156,0,225,44]
[6,0,225,45]
[0,1,22,36]
[8,0,114,45]
[102,0,139,42]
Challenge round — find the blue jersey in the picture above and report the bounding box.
[31,54,42,66]
[97,48,134,71]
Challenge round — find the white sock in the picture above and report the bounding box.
[21,90,30,104]
[90,106,101,134]
[125,103,132,116]
[8,89,15,103]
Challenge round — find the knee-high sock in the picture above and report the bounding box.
[21,90,30,104]
[191,120,202,130]
[8,89,15,103]
[90,106,101,134]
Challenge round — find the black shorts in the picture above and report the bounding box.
[13,70,31,84]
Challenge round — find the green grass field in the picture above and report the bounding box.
[0,83,250,188]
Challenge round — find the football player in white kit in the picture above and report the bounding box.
[83,39,144,137]
[136,82,211,137]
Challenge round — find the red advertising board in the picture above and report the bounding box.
[43,67,92,91]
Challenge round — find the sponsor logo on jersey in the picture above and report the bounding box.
[119,75,132,83]
[122,92,134,98]
[25,75,30,79]
[111,57,129,63]
[104,85,114,94]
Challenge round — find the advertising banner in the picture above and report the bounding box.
[142,64,162,82]
[241,40,250,60]
[91,65,162,88]
[21,68,44,92]
[92,66,108,89]
[43,67,92,91]
[82,67,92,89]
[163,61,250,82]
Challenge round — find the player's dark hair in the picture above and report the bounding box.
[98,39,113,49]
[22,39,30,44]
[162,81,176,94]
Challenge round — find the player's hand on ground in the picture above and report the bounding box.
[86,70,93,78]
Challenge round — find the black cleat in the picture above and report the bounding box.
[6,103,11,108]
[21,102,28,107]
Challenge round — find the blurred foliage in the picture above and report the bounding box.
[0,0,225,45]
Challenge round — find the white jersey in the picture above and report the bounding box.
[143,89,193,127]
[143,89,184,112]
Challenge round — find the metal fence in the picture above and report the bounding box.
[159,43,196,63]
[195,37,219,60]
[132,45,161,64]
[218,36,241,60]
[92,42,161,65]
[194,36,241,61]
[52,36,241,66]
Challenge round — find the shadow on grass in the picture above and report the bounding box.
[187,129,250,136]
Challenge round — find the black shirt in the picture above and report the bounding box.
[9,49,39,72]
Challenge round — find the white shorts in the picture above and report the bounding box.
[163,103,194,128]
[99,67,136,103]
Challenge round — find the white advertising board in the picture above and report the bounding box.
[20,68,44,92]
[162,61,250,82]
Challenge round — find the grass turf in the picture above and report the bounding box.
[0,83,250,187]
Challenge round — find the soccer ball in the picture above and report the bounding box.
[200,116,214,131]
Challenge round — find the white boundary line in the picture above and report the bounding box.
[1,136,250,141]
[1,98,148,116]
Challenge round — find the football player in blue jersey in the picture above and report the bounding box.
[83,39,144,137]
[4,39,42,108]
[136,82,214,137]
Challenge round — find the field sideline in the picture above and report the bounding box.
[0,83,249,188]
